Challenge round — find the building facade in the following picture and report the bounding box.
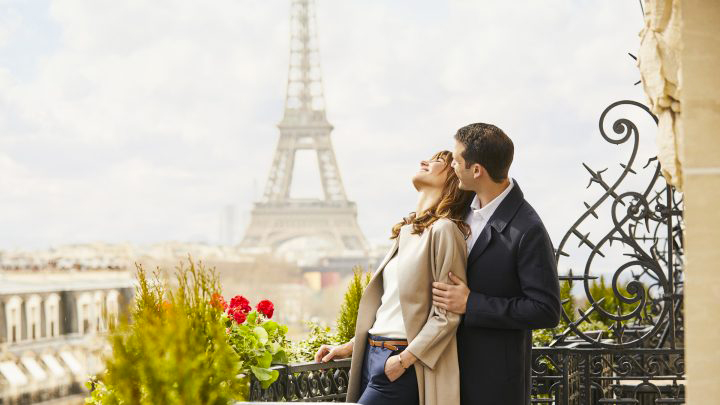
[0,279,134,404]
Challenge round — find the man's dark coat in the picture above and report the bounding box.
[458,181,561,405]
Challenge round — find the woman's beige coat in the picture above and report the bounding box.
[346,218,467,405]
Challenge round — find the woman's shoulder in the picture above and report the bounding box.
[430,218,465,239]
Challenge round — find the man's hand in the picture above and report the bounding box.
[432,272,470,314]
[315,341,353,363]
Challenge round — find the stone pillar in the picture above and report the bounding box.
[640,0,720,402]
[678,1,720,401]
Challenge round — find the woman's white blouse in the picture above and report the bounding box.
[367,254,407,339]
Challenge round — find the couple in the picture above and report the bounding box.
[315,123,562,405]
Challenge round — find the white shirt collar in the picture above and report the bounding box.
[469,178,515,219]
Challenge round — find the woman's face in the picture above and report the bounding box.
[412,155,449,191]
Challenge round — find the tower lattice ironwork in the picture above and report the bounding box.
[240,0,368,255]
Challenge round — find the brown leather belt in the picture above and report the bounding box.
[368,338,408,351]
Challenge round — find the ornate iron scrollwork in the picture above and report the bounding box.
[250,101,686,405]
[552,100,684,350]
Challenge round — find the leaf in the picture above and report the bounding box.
[268,341,280,354]
[257,350,272,368]
[254,326,268,344]
[250,365,273,381]
[272,350,288,365]
[262,320,278,333]
[250,365,280,389]
[250,366,280,389]
[262,370,279,389]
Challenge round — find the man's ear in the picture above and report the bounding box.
[472,163,484,179]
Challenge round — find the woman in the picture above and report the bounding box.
[315,150,473,405]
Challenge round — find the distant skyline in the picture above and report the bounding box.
[0,1,656,257]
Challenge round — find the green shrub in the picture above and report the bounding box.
[287,321,340,363]
[336,266,372,343]
[86,259,247,404]
[560,274,576,324]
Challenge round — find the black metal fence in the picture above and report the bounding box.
[250,100,685,404]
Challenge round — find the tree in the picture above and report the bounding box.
[335,266,372,343]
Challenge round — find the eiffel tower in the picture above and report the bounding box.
[240,0,369,257]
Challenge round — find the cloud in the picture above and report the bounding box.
[0,0,655,253]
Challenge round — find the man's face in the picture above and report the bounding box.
[452,140,475,191]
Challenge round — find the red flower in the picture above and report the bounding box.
[229,295,251,313]
[210,293,227,311]
[256,300,274,319]
[230,308,247,324]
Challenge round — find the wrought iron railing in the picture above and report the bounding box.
[249,99,685,404]
[248,359,351,402]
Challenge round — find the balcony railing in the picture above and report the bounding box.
[248,346,684,404]
[250,99,686,404]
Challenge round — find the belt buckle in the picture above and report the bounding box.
[384,342,398,351]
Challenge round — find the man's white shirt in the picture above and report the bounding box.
[465,178,515,254]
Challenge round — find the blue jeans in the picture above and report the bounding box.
[357,334,419,405]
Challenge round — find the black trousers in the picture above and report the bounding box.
[357,334,419,405]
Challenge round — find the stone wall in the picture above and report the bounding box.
[639,0,720,402]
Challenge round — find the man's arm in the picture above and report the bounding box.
[433,224,561,330]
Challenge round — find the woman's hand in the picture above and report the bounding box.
[385,350,416,382]
[315,341,353,363]
[384,355,406,382]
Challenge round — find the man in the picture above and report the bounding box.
[431,123,561,405]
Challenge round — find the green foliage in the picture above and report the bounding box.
[224,309,289,388]
[588,275,627,325]
[531,328,556,347]
[287,321,341,363]
[533,274,576,347]
[533,272,654,347]
[336,266,372,343]
[559,275,576,323]
[86,259,247,405]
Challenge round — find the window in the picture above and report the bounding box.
[76,293,92,335]
[83,304,90,333]
[5,296,22,343]
[45,294,61,338]
[11,309,17,343]
[106,290,120,329]
[94,292,104,332]
[25,295,42,341]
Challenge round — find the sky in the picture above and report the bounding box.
[0,0,661,271]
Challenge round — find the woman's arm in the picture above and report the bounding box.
[403,221,467,370]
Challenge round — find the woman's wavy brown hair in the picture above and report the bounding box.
[390,150,474,239]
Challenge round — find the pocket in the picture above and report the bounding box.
[384,349,409,383]
[370,348,392,385]
[383,352,394,382]
[369,348,394,384]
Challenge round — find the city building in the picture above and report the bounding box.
[0,279,133,404]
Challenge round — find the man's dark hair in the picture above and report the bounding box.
[454,123,514,183]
